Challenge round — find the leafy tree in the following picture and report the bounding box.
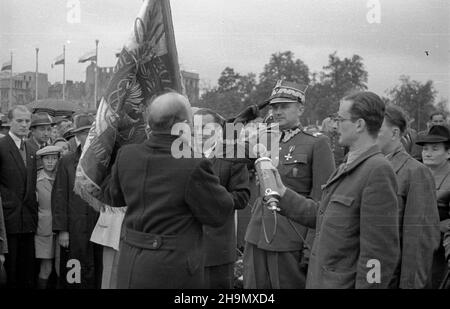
[217,67,241,92]
[387,76,437,131]
[198,67,257,118]
[252,51,310,105]
[304,52,368,123]
[322,52,368,97]
[434,98,450,118]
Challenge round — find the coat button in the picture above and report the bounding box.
[152,240,158,248]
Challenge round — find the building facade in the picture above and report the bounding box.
[181,70,199,105]
[85,63,114,110]
[0,73,31,113]
[18,72,49,101]
[0,71,49,113]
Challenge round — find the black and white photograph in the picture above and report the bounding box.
[0,0,449,295]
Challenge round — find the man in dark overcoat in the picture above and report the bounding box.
[52,114,102,289]
[377,104,440,288]
[269,92,401,288]
[243,81,335,289]
[100,92,235,289]
[0,105,38,288]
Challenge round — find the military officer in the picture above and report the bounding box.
[243,80,335,289]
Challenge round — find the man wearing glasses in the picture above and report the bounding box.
[267,91,401,288]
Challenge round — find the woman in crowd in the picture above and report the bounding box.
[416,125,450,288]
[35,145,62,289]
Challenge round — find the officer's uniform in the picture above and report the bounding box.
[243,81,335,289]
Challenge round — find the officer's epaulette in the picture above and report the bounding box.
[302,129,323,138]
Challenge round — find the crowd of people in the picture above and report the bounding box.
[0,80,449,289]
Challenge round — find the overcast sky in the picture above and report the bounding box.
[1,0,449,101]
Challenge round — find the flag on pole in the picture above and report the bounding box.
[74,0,184,209]
[1,60,12,71]
[51,54,65,68]
[79,50,97,63]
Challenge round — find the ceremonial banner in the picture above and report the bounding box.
[78,50,97,63]
[74,0,183,208]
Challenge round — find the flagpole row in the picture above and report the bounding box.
[63,45,66,101]
[94,39,99,109]
[9,52,13,111]
[35,48,39,101]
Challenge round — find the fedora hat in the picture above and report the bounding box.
[71,113,94,134]
[268,80,308,105]
[30,112,54,128]
[415,125,450,146]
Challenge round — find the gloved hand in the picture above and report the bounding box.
[229,102,269,125]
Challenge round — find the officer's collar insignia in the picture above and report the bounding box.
[281,126,302,143]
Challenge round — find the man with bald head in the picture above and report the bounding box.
[100,91,235,288]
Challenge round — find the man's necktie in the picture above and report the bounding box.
[19,138,27,166]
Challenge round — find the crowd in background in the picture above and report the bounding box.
[0,83,449,289]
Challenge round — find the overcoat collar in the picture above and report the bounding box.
[387,144,410,174]
[324,144,382,189]
[145,133,183,152]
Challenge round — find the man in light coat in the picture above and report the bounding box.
[267,91,401,288]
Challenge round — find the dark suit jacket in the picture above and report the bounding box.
[0,135,38,234]
[101,133,235,288]
[388,145,440,288]
[203,158,250,267]
[26,136,47,170]
[52,146,100,288]
[279,145,400,289]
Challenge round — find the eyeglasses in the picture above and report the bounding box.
[333,115,354,123]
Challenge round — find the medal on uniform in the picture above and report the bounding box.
[284,145,295,161]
